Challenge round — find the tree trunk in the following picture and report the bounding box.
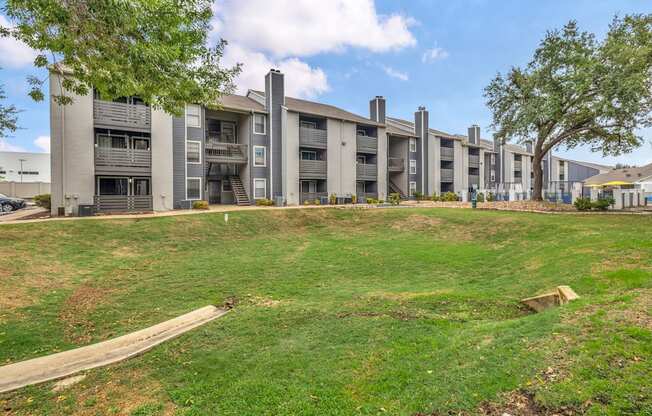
[532,153,544,201]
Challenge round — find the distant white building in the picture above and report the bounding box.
[0,151,51,183]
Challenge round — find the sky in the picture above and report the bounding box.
[1,0,651,166]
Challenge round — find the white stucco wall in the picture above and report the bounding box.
[151,109,174,211]
[431,135,441,195]
[327,119,356,196]
[453,140,464,192]
[376,126,388,201]
[283,110,300,205]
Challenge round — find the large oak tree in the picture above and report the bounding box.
[485,15,652,200]
[2,0,240,115]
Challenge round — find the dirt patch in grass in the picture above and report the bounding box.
[390,215,442,232]
[525,257,544,272]
[247,295,288,308]
[607,289,652,329]
[59,284,113,344]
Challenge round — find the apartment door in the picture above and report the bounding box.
[208,181,221,204]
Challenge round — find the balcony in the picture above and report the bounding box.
[514,160,522,170]
[93,99,151,131]
[300,192,328,204]
[357,163,377,181]
[441,146,454,160]
[469,174,480,186]
[441,168,454,182]
[94,195,152,213]
[469,154,480,167]
[388,157,404,172]
[299,160,327,179]
[95,147,151,175]
[299,126,327,149]
[356,135,377,154]
[204,141,248,164]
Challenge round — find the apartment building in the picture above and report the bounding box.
[49,68,609,215]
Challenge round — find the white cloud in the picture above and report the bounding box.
[212,0,416,58]
[34,135,50,153]
[0,15,37,69]
[223,45,328,99]
[0,138,26,152]
[421,46,449,63]
[382,65,408,81]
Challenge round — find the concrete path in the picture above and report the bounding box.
[0,305,228,393]
[0,206,47,223]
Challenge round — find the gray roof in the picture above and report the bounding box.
[584,163,652,186]
[386,117,458,139]
[553,157,613,172]
[216,94,266,113]
[251,90,382,126]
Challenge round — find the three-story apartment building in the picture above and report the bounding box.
[49,68,609,215]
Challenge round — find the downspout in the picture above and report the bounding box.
[268,75,273,199]
[421,111,425,194]
[250,110,254,203]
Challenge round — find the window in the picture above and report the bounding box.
[301,180,317,193]
[409,138,417,153]
[357,155,366,164]
[409,159,417,174]
[18,171,39,175]
[409,181,417,197]
[254,178,267,199]
[490,170,496,182]
[300,121,317,129]
[96,134,127,149]
[133,178,150,196]
[133,138,150,150]
[490,154,495,165]
[186,104,201,128]
[357,129,367,136]
[187,141,201,164]
[98,177,128,196]
[300,151,317,160]
[186,177,201,200]
[253,145,266,167]
[254,114,266,134]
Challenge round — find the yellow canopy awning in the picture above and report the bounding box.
[587,181,632,187]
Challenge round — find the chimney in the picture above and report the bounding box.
[414,106,429,194]
[369,96,386,124]
[468,124,480,145]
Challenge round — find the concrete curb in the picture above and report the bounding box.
[0,305,228,394]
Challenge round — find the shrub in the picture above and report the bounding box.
[389,193,401,205]
[592,197,614,211]
[366,197,379,204]
[413,191,424,201]
[486,192,495,202]
[351,195,357,204]
[33,193,51,210]
[442,191,459,202]
[314,198,321,205]
[303,200,310,206]
[431,194,441,202]
[574,197,592,211]
[329,194,337,205]
[378,199,384,204]
[476,192,485,203]
[192,200,209,210]
[255,198,274,206]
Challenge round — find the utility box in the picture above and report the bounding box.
[78,204,95,217]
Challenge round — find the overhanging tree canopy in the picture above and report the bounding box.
[2,0,241,115]
[484,14,652,200]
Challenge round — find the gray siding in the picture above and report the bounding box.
[172,116,187,208]
[266,70,284,199]
[568,161,599,182]
[414,109,428,194]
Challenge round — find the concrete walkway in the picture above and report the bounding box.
[0,305,228,393]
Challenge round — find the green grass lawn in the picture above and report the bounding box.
[1,208,651,415]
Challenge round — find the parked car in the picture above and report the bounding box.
[0,193,26,213]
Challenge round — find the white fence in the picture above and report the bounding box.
[0,181,50,199]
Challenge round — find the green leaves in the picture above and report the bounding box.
[485,14,652,198]
[3,0,241,115]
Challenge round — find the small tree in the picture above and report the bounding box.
[485,15,652,200]
[0,82,18,138]
[2,0,240,114]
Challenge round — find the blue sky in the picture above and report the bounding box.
[1,0,651,166]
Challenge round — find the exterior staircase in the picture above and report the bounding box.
[229,176,250,206]
[388,179,406,199]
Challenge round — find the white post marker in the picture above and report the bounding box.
[224,213,229,223]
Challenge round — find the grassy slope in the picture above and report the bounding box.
[0,208,651,415]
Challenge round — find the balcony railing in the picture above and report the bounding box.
[299,160,327,179]
[441,146,454,160]
[357,192,378,202]
[388,157,405,172]
[514,160,522,170]
[93,99,151,131]
[204,141,248,164]
[356,135,377,154]
[300,192,328,204]
[441,168,454,182]
[357,163,377,181]
[95,147,151,169]
[299,126,327,149]
[94,195,152,213]
[469,154,480,167]
[469,174,480,185]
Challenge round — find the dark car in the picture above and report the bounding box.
[0,193,26,213]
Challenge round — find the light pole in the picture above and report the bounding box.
[19,158,26,183]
